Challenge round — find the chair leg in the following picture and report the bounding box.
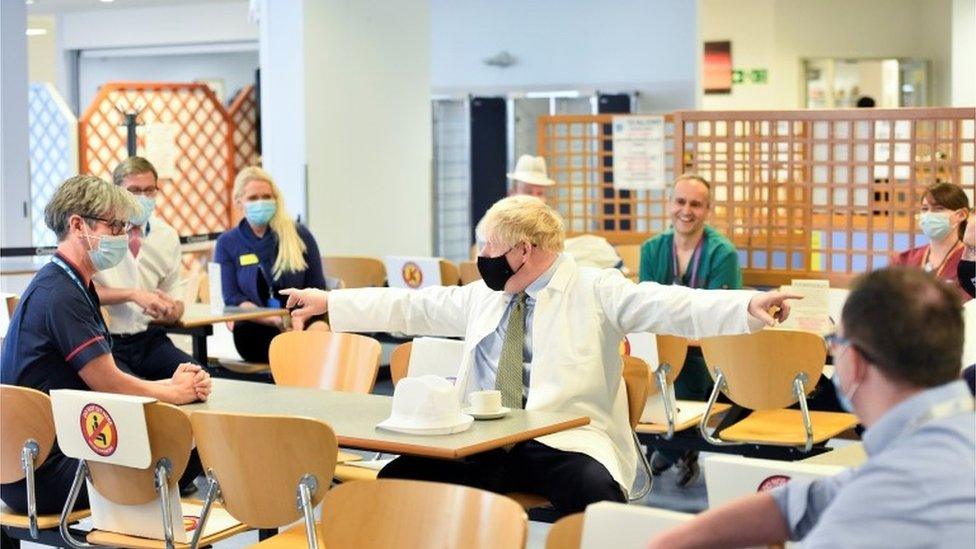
[793,373,815,452]
[297,474,319,549]
[629,432,654,501]
[189,473,221,549]
[59,461,93,549]
[656,366,676,440]
[698,369,743,447]
[153,458,176,549]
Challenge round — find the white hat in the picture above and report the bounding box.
[377,375,473,435]
[507,155,555,186]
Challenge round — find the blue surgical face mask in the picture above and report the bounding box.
[918,211,953,241]
[130,195,155,227]
[84,229,129,271]
[831,347,860,413]
[244,199,276,226]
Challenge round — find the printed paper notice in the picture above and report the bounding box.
[612,115,666,190]
[775,282,833,336]
[143,123,178,179]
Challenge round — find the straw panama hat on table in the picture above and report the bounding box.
[507,154,555,186]
[377,375,474,435]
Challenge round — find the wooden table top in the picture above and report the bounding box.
[181,379,590,459]
[173,303,289,328]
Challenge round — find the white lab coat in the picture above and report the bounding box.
[328,254,762,492]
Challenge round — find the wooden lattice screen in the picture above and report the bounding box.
[78,82,235,240]
[538,108,975,286]
[228,84,260,173]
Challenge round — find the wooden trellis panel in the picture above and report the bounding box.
[537,114,677,245]
[228,84,260,172]
[538,109,975,287]
[78,82,235,241]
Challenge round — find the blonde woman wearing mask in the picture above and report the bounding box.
[893,182,970,299]
[214,167,326,363]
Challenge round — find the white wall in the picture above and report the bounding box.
[951,0,976,106]
[27,16,57,84]
[78,50,258,113]
[1,0,31,248]
[430,0,699,110]
[303,0,433,256]
[701,0,955,109]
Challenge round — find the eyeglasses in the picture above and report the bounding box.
[127,187,158,197]
[824,333,850,350]
[83,216,131,236]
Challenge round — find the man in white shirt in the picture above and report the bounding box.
[93,157,195,380]
[283,195,799,517]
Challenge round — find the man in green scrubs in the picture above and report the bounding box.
[639,173,742,486]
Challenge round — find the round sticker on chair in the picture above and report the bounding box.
[757,474,790,492]
[79,403,118,457]
[402,262,423,289]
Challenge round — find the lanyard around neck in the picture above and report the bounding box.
[51,256,112,343]
[672,236,704,288]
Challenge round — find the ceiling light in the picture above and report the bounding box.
[26,28,48,36]
[100,0,115,3]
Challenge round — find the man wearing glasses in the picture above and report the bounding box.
[90,157,196,380]
[1,174,210,515]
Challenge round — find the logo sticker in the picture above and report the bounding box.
[79,403,118,457]
[757,474,790,492]
[183,516,200,532]
[401,262,423,289]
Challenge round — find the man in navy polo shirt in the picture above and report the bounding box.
[0,175,212,515]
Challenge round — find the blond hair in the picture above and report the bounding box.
[45,175,139,241]
[481,195,565,253]
[232,166,308,279]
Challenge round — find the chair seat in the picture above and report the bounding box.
[506,492,551,511]
[251,521,325,549]
[336,450,363,463]
[334,463,379,482]
[637,401,731,434]
[720,409,858,446]
[0,505,90,530]
[217,360,271,375]
[85,522,249,549]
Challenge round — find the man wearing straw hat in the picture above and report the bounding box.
[283,195,799,517]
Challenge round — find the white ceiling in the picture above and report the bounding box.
[27,0,243,15]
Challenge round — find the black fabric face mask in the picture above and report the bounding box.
[477,248,524,291]
[958,259,975,298]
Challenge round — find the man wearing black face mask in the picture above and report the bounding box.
[282,195,800,517]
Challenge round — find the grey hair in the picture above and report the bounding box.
[44,175,140,241]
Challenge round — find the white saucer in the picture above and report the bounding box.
[462,406,510,420]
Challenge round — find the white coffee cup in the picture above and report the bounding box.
[468,390,502,414]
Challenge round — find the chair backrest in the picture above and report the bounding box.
[0,385,55,484]
[5,295,18,317]
[439,260,460,286]
[655,334,688,384]
[613,244,640,279]
[190,411,338,529]
[546,512,583,549]
[87,402,193,505]
[700,330,826,410]
[621,356,651,429]
[269,331,381,393]
[389,341,413,386]
[459,261,482,285]
[319,479,527,549]
[321,256,386,288]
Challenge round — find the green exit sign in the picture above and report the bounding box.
[732,68,768,85]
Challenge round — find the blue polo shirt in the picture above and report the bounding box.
[1,253,112,392]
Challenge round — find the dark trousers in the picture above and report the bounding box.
[0,449,202,516]
[377,440,625,517]
[231,321,280,363]
[113,326,195,380]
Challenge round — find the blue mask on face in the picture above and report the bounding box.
[918,211,953,241]
[130,195,155,227]
[831,371,855,413]
[244,199,276,226]
[84,231,129,271]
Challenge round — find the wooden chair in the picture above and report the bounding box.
[70,402,246,549]
[268,331,381,393]
[613,244,641,281]
[190,411,338,549]
[439,259,460,285]
[459,261,482,285]
[510,355,654,513]
[5,295,18,317]
[321,256,386,288]
[545,512,583,549]
[699,330,858,452]
[252,479,527,549]
[389,341,413,385]
[636,335,731,440]
[0,386,90,543]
